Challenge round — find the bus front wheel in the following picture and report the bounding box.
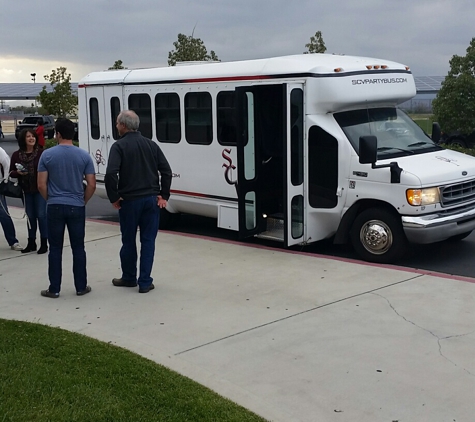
[350,208,407,264]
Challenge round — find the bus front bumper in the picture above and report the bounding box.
[402,205,475,244]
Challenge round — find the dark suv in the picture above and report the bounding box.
[15,115,55,140]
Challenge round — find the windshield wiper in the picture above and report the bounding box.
[407,141,433,147]
[377,146,414,154]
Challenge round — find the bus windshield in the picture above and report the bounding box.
[334,107,442,159]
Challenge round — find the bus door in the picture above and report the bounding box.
[285,84,305,246]
[236,83,305,246]
[85,86,123,175]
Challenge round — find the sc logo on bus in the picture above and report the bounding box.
[222,148,237,186]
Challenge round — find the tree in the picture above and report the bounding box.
[168,33,219,66]
[304,31,327,54]
[432,38,475,134]
[108,60,127,70]
[37,67,77,117]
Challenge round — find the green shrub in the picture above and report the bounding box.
[45,138,79,149]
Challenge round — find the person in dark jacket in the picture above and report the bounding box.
[0,146,22,251]
[10,129,48,253]
[105,110,172,294]
[35,118,45,148]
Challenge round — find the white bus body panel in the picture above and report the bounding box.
[78,53,475,255]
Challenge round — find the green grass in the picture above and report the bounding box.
[409,113,435,135]
[0,319,267,422]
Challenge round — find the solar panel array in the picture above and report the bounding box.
[413,76,445,93]
[0,83,79,100]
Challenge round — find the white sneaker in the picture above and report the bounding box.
[10,242,23,251]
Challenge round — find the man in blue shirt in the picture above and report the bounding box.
[38,118,96,298]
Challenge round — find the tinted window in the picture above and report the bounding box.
[89,97,100,140]
[308,126,338,209]
[110,97,121,140]
[128,94,152,139]
[217,91,237,146]
[290,88,303,186]
[23,117,40,124]
[155,93,181,143]
[185,92,212,144]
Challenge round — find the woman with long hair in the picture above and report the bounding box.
[10,129,48,254]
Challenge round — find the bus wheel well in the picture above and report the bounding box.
[333,200,398,245]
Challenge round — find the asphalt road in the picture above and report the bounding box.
[3,133,475,278]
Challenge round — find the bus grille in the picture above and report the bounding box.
[440,179,475,207]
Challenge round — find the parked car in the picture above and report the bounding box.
[15,115,55,140]
[439,130,475,148]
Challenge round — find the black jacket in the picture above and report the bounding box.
[105,131,172,203]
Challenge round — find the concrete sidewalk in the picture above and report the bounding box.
[1,206,474,422]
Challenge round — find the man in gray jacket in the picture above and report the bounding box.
[105,110,172,293]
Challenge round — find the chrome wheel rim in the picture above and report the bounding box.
[360,220,393,255]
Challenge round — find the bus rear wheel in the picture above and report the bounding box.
[350,208,407,263]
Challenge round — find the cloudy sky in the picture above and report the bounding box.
[1,0,473,85]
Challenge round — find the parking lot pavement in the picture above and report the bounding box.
[1,208,474,422]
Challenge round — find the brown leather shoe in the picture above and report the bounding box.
[139,284,155,293]
[41,289,59,298]
[112,278,137,287]
[77,286,92,296]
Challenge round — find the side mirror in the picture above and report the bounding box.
[431,122,441,143]
[359,135,377,164]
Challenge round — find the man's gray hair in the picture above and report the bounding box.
[117,110,140,131]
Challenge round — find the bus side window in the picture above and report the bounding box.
[217,91,236,146]
[308,126,338,209]
[89,97,100,140]
[110,97,121,140]
[128,94,152,139]
[185,92,212,145]
[155,93,181,143]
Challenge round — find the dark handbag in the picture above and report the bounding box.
[0,176,22,198]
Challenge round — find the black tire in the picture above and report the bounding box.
[48,129,54,139]
[447,231,472,242]
[159,208,180,230]
[449,138,467,148]
[350,207,407,263]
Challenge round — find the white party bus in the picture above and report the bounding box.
[78,53,475,263]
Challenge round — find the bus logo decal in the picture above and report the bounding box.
[94,149,106,172]
[222,148,237,186]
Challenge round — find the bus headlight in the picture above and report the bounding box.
[406,188,440,206]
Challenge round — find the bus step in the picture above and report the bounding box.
[256,217,284,242]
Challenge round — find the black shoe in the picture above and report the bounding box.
[41,289,59,298]
[21,238,37,253]
[77,285,92,296]
[37,238,48,255]
[112,278,137,287]
[139,283,155,293]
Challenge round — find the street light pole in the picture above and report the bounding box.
[31,73,37,110]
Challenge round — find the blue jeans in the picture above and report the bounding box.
[0,195,19,246]
[47,204,87,293]
[118,195,160,289]
[24,192,47,239]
